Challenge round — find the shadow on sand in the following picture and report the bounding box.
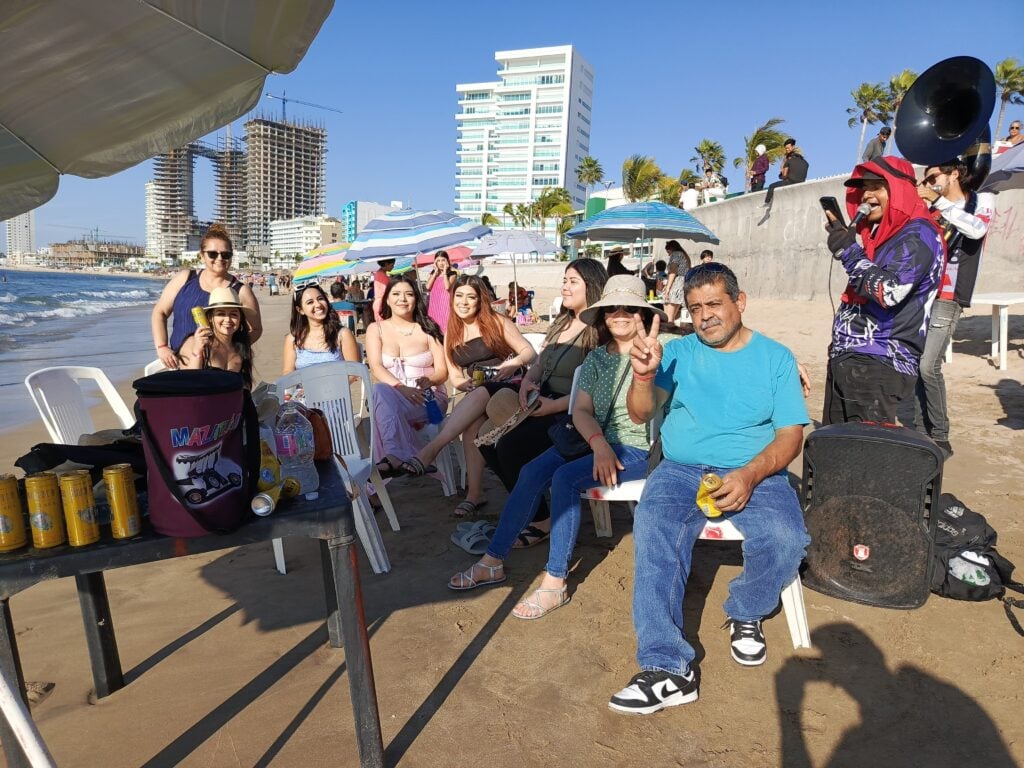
[775,622,1016,768]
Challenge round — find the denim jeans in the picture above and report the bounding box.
[486,444,649,575]
[897,299,961,441]
[632,460,809,676]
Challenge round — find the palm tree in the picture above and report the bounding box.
[994,57,1024,140]
[514,202,535,230]
[847,82,891,163]
[690,139,725,174]
[678,168,701,186]
[732,118,787,191]
[575,156,604,210]
[501,202,517,228]
[621,155,663,202]
[656,176,682,207]
[481,212,500,227]
[534,187,573,239]
[583,243,602,258]
[886,69,917,153]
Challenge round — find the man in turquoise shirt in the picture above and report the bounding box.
[609,262,810,715]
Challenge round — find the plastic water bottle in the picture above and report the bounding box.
[424,388,444,425]
[274,403,319,499]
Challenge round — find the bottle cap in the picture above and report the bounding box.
[304,491,319,501]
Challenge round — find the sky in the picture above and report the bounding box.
[5,0,1024,251]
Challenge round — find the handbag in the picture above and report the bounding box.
[547,362,631,461]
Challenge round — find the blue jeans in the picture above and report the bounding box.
[632,460,809,676]
[486,445,650,577]
[897,298,961,441]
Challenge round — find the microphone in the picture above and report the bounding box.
[850,203,872,228]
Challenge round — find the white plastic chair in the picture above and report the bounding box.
[572,371,811,650]
[276,361,397,575]
[548,296,563,321]
[522,332,546,356]
[143,359,167,376]
[24,366,134,444]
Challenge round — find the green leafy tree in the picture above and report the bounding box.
[678,168,701,186]
[656,176,682,206]
[514,202,535,230]
[621,154,663,202]
[847,82,891,163]
[501,202,517,228]
[534,187,573,239]
[583,243,602,258]
[732,118,787,190]
[690,139,726,174]
[886,69,917,152]
[481,212,500,227]
[575,156,604,209]
[994,57,1024,140]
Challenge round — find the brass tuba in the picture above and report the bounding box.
[894,56,996,191]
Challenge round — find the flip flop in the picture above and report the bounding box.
[398,457,437,477]
[454,499,488,517]
[456,519,490,534]
[375,455,404,479]
[450,525,493,556]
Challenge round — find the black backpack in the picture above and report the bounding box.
[931,493,1023,635]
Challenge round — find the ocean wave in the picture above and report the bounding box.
[0,299,149,326]
[55,288,155,301]
[0,294,15,303]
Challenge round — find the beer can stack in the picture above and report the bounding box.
[0,465,143,555]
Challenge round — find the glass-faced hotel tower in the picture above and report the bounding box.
[454,45,593,220]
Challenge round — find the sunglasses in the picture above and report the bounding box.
[922,173,945,186]
[684,262,729,281]
[203,250,233,261]
[293,280,320,294]
[1011,125,1022,131]
[602,305,634,315]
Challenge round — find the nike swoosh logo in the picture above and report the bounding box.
[652,680,680,698]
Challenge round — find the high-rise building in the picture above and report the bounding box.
[269,215,338,260]
[144,181,163,260]
[5,210,36,256]
[245,118,327,248]
[339,200,403,242]
[454,45,593,220]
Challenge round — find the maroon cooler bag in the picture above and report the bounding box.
[134,369,259,537]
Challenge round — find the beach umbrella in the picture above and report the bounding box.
[0,0,334,220]
[470,230,563,313]
[330,256,415,278]
[980,142,1024,193]
[292,243,352,282]
[346,210,491,261]
[413,245,475,268]
[566,201,720,243]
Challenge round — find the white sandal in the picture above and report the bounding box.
[512,586,570,620]
[448,561,506,591]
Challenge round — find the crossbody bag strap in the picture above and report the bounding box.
[537,327,586,391]
[597,362,633,431]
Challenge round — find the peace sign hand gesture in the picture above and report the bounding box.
[629,312,662,378]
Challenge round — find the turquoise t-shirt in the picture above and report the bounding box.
[654,331,809,468]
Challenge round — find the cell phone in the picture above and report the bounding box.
[819,196,846,227]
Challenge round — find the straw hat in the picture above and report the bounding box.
[579,275,668,326]
[205,286,244,311]
[473,388,540,447]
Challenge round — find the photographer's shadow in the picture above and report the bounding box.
[775,622,1015,767]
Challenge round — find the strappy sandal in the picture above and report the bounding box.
[453,499,487,517]
[512,586,570,620]
[398,456,437,477]
[448,561,506,591]
[512,524,550,549]
[375,455,404,479]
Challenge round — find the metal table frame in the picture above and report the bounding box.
[0,462,384,768]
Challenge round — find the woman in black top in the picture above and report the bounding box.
[409,276,535,516]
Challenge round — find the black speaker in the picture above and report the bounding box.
[802,424,943,609]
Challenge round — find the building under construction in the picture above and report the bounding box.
[147,117,326,260]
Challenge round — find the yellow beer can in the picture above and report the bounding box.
[0,474,27,552]
[696,473,724,518]
[60,470,100,547]
[103,464,141,539]
[25,472,66,548]
[191,305,210,328]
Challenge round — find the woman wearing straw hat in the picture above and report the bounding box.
[449,276,670,620]
[177,286,255,388]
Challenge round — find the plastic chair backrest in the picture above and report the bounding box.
[144,359,167,376]
[276,361,371,464]
[522,333,546,356]
[24,366,134,444]
[548,296,563,320]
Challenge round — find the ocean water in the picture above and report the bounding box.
[0,270,166,433]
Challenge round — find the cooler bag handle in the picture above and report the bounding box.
[139,392,260,534]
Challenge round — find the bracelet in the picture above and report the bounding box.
[633,372,655,382]
[587,433,605,446]
[156,344,169,350]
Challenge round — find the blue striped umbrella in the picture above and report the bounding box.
[346,209,492,261]
[566,201,720,244]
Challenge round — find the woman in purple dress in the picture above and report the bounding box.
[425,250,457,334]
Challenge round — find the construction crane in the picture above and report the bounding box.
[265,91,343,122]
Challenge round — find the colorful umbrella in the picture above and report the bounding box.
[346,209,491,261]
[566,201,720,244]
[292,243,352,282]
[413,245,475,267]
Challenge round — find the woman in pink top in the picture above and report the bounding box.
[365,273,449,478]
[425,250,457,332]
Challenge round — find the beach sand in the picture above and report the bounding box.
[1,282,1022,767]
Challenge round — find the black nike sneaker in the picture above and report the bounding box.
[608,669,698,715]
[728,618,767,666]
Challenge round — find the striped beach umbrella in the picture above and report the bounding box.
[566,201,720,244]
[346,209,491,261]
[292,242,352,282]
